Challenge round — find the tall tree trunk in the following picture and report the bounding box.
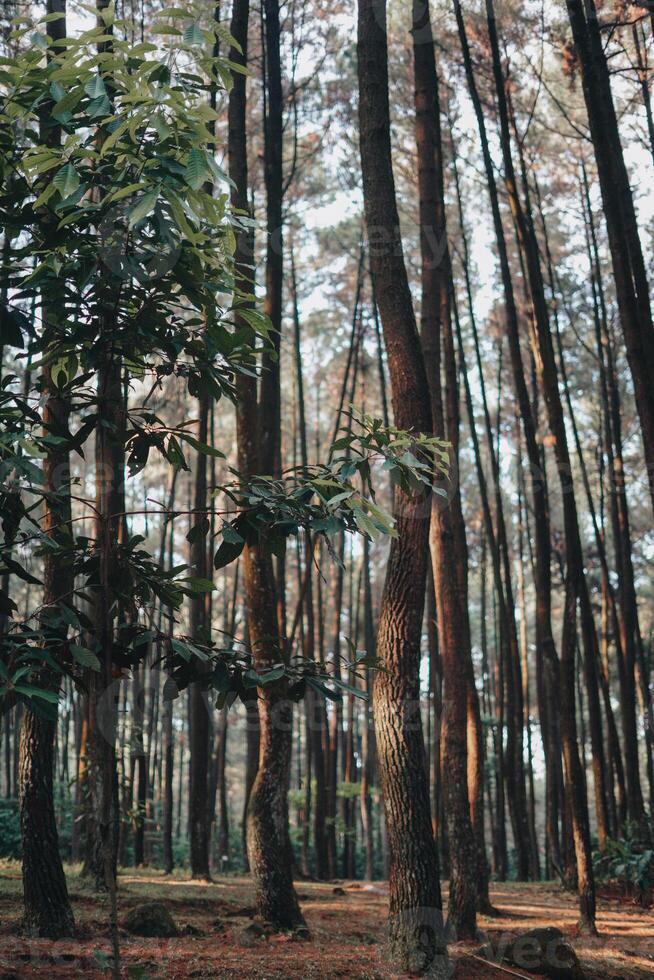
[242,689,259,871]
[188,394,212,880]
[360,535,376,882]
[485,0,609,863]
[358,2,447,972]
[580,165,650,827]
[560,586,597,934]
[291,247,328,879]
[450,129,534,882]
[412,0,478,938]
[453,0,563,880]
[19,0,74,939]
[229,0,304,929]
[131,665,146,867]
[565,0,654,515]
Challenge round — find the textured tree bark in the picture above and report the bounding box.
[360,535,376,882]
[215,707,230,868]
[327,538,344,879]
[450,132,535,882]
[19,0,75,938]
[565,0,654,516]
[412,0,478,939]
[485,0,609,865]
[241,689,259,872]
[162,685,174,874]
[560,586,597,935]
[188,394,211,880]
[131,665,146,867]
[291,249,328,879]
[228,0,304,929]
[259,0,283,479]
[358,2,447,972]
[581,166,649,827]
[454,0,563,879]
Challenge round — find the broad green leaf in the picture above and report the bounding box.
[127,190,159,228]
[84,74,107,99]
[53,163,80,199]
[214,535,245,570]
[183,22,204,45]
[185,576,216,594]
[70,644,101,670]
[14,684,59,703]
[52,87,83,117]
[185,147,207,190]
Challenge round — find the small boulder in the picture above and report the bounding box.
[123,902,179,938]
[504,927,585,980]
[239,921,266,946]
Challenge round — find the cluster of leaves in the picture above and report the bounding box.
[1,407,448,714]
[212,408,450,569]
[0,4,260,708]
[593,823,654,900]
[0,5,262,385]
[0,9,451,717]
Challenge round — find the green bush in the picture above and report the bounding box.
[0,799,22,859]
[593,822,654,900]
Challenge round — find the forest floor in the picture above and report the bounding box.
[0,863,653,979]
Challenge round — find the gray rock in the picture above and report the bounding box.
[504,927,585,980]
[239,921,266,945]
[123,902,179,938]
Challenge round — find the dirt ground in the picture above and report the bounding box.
[0,864,653,978]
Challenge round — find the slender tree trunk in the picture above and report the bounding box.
[242,689,259,871]
[358,2,447,972]
[188,394,212,880]
[565,0,654,515]
[580,166,650,827]
[19,0,74,939]
[132,665,146,867]
[560,586,597,934]
[453,0,562,882]
[485,0,608,865]
[360,535,376,881]
[229,0,304,928]
[632,22,654,164]
[291,248,328,879]
[450,131,534,882]
[412,0,477,938]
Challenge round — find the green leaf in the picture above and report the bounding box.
[0,306,30,349]
[183,22,204,45]
[186,518,210,544]
[127,190,159,228]
[86,94,112,119]
[185,148,207,190]
[214,534,245,570]
[333,677,368,701]
[14,684,59,703]
[243,668,263,688]
[84,74,108,99]
[184,576,216,594]
[306,676,342,702]
[53,163,80,199]
[70,644,101,670]
[33,183,58,209]
[52,87,83,117]
[259,665,285,685]
[0,591,17,618]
